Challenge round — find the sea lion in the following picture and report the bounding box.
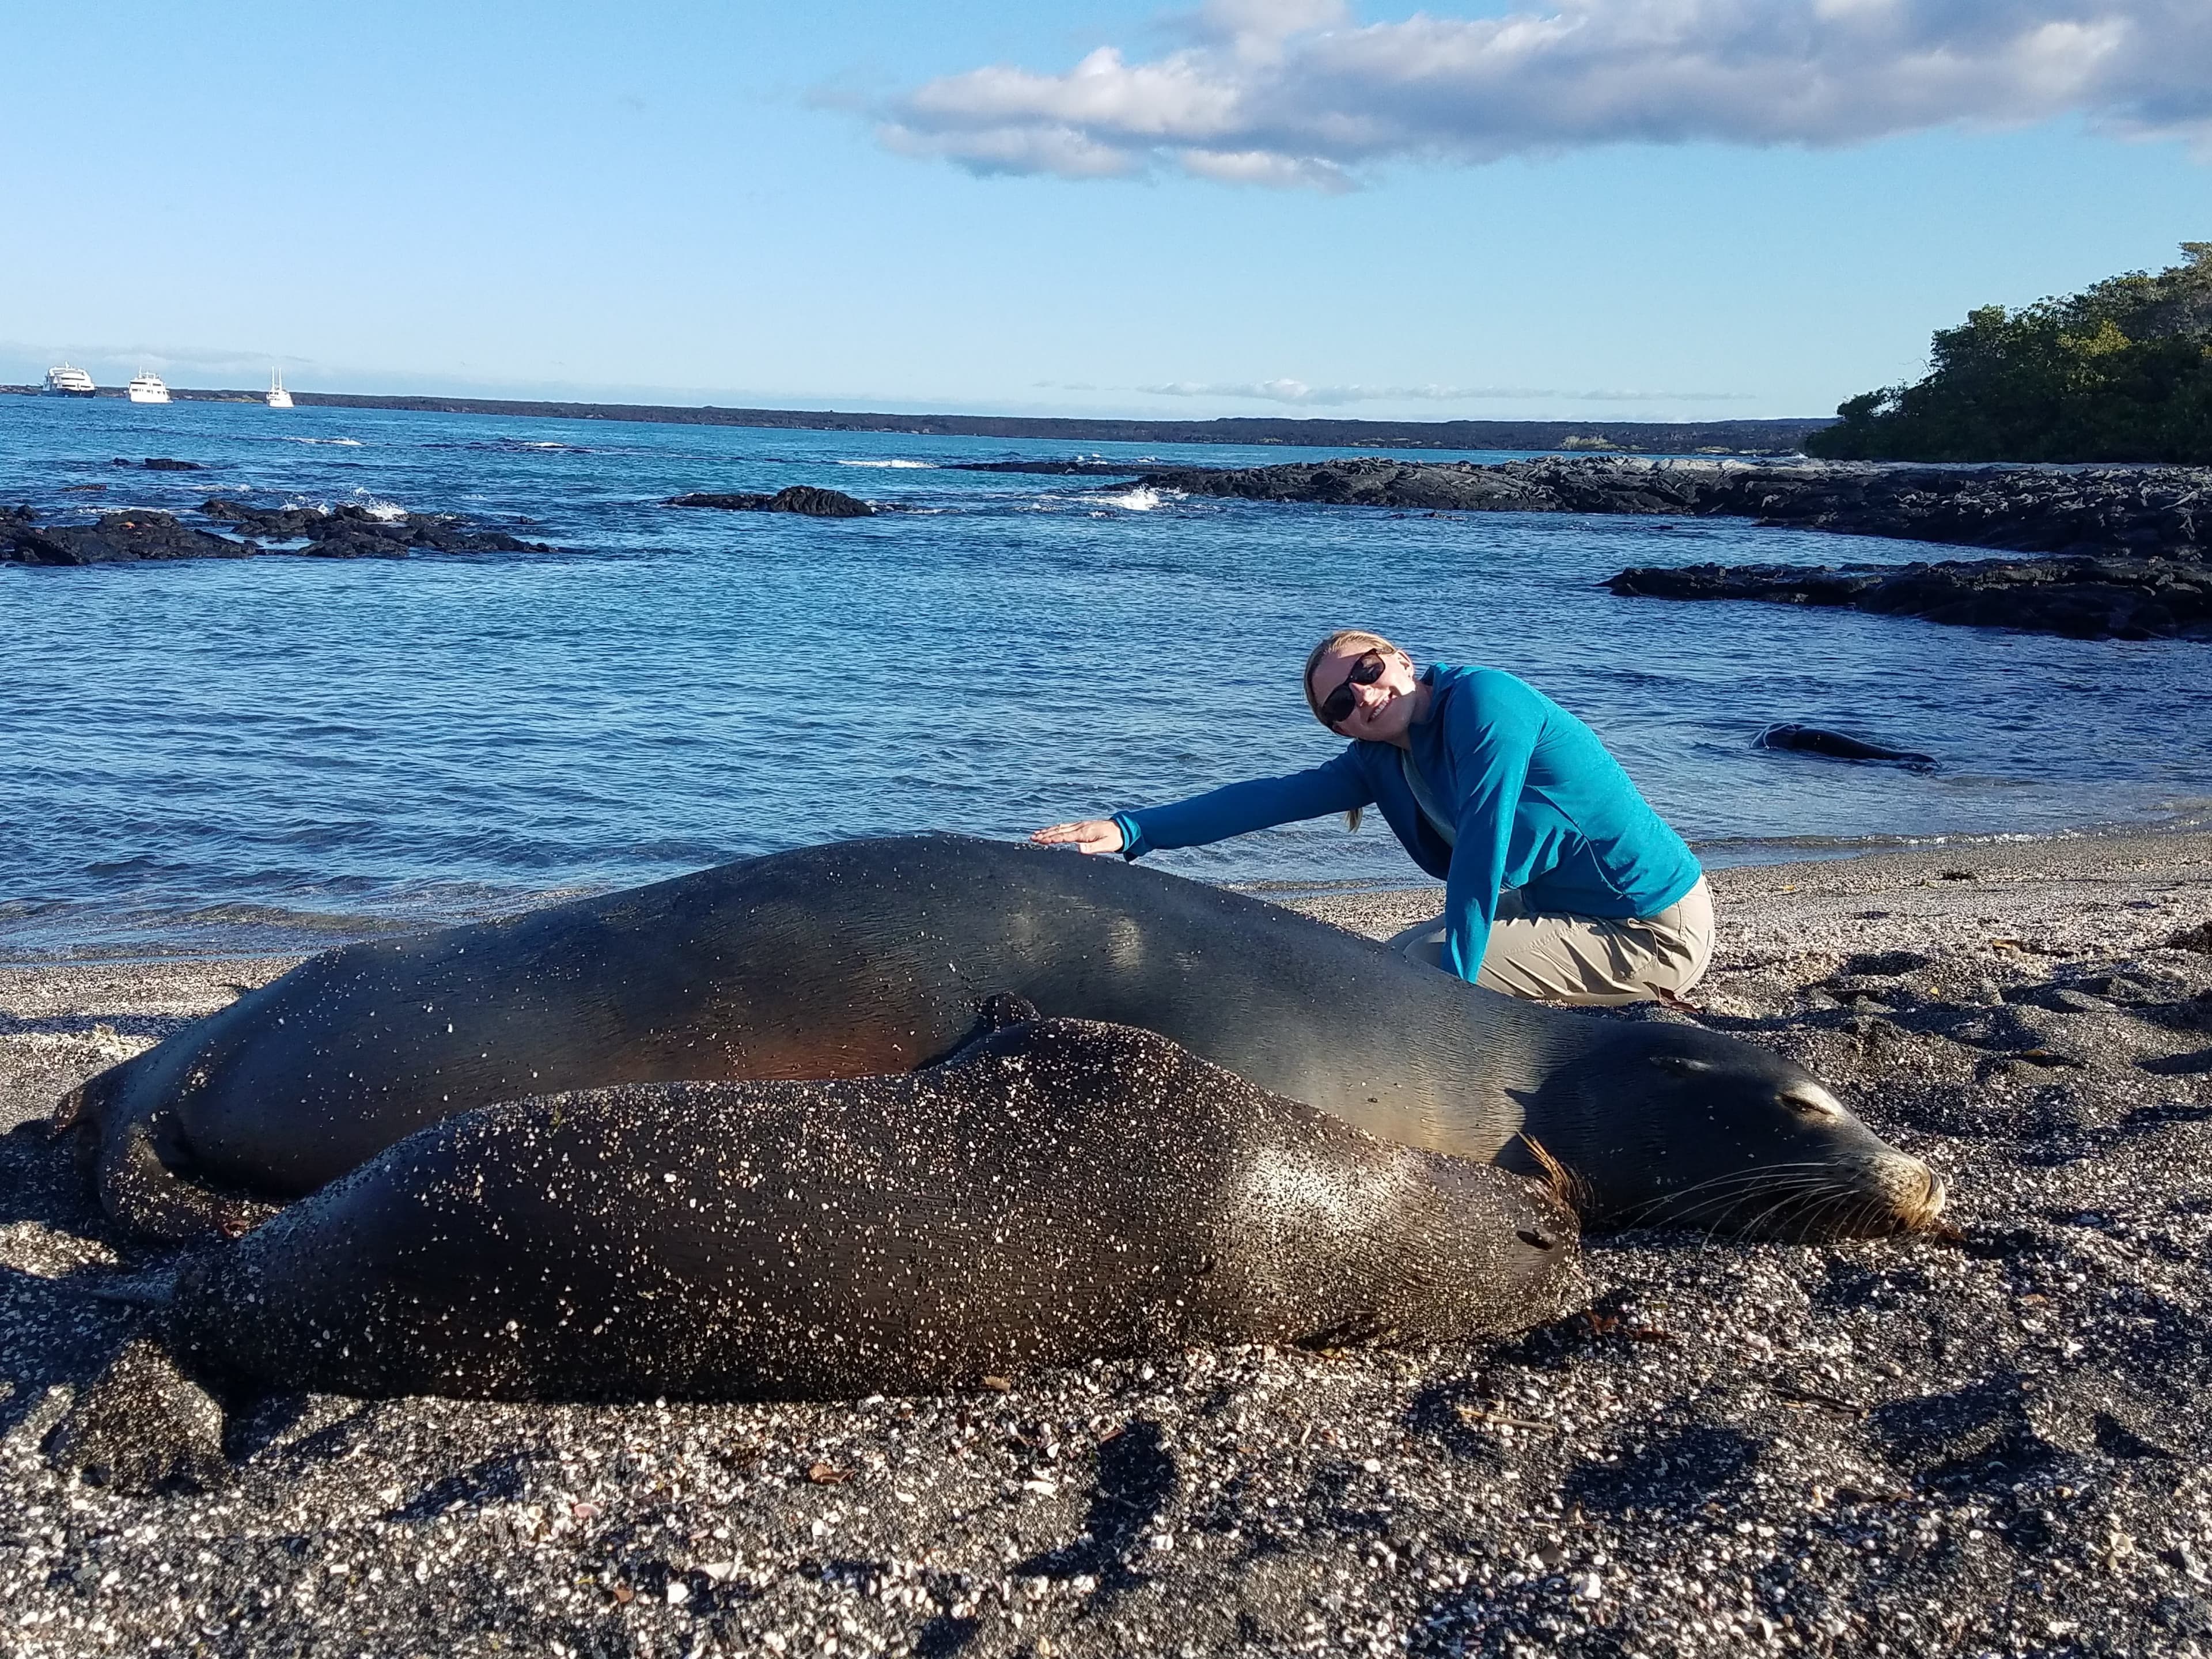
[1755,723,1937,770]
[58,834,1945,1241]
[156,1018,1583,1402]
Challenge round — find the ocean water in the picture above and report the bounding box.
[1,395,2205,960]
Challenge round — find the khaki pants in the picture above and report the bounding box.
[1387,875,1714,1006]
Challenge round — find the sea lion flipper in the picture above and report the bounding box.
[919,992,1046,1071]
[94,1107,251,1244]
[50,1052,132,1137]
[50,1081,89,1134]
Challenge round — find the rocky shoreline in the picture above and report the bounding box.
[1124,457,2211,564]
[1059,455,2212,641]
[5,831,2212,1657]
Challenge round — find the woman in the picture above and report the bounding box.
[1032,630,1712,1005]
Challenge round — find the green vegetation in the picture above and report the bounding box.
[1806,244,2212,463]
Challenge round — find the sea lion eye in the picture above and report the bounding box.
[1781,1087,1842,1119]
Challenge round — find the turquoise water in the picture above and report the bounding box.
[1,394,2205,959]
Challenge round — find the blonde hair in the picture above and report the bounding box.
[1302,628,1408,833]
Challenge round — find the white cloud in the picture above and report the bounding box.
[879,0,2212,188]
[1179,147,1355,188]
[1137,378,1751,403]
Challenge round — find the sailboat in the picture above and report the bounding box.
[266,368,294,409]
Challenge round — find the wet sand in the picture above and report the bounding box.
[4,830,2210,1657]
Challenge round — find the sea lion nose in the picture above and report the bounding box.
[1915,1164,1948,1224]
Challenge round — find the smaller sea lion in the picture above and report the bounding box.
[1755,723,1937,770]
[158,1018,1583,1403]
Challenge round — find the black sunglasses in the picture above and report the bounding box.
[1317,650,1387,726]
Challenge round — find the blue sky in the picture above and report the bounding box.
[2,0,2206,421]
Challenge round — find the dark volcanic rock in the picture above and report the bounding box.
[767,484,873,517]
[1755,724,1938,770]
[196,499,554,557]
[4,512,256,566]
[1607,554,2212,641]
[668,484,874,517]
[298,527,412,560]
[199,498,325,539]
[139,458,203,472]
[949,460,1150,476]
[1134,456,2212,562]
[669,491,777,510]
[3,499,555,567]
[410,522,550,553]
[1143,457,1554,512]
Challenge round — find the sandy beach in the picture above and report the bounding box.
[5,829,2211,1658]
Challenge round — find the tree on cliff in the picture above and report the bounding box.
[1806,244,2212,464]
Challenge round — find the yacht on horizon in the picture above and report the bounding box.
[266,368,293,409]
[127,370,172,405]
[43,363,97,397]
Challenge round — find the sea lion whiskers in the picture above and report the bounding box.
[1664,1175,1838,1236]
[1668,1165,1893,1244]
[1614,1158,1925,1240]
[1734,1181,1867,1243]
[1739,1164,1945,1240]
[1612,1159,1858,1222]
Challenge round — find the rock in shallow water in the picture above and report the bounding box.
[667,484,874,517]
[196,499,556,556]
[1605,554,2212,641]
[1,501,556,565]
[3,511,257,565]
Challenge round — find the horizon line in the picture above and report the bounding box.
[0,382,1834,452]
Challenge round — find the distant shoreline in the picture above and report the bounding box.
[0,383,1830,456]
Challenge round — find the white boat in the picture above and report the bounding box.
[266,368,293,409]
[127,370,172,405]
[43,363,97,397]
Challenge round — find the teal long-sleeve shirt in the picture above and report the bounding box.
[1112,665,1702,982]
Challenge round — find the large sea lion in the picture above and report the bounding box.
[154,1018,1582,1402]
[59,834,1945,1241]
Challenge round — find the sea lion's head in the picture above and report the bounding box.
[1527,1021,1945,1240]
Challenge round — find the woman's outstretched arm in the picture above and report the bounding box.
[1032,750,1373,858]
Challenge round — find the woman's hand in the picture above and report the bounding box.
[1030,819,1126,855]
